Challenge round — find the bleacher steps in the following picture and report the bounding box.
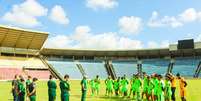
[39,55,63,80]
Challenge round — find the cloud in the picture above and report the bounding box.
[148,11,183,28]
[147,41,158,48]
[118,16,142,35]
[195,34,201,42]
[72,26,91,41]
[160,40,170,48]
[49,5,69,25]
[2,12,41,27]
[45,25,143,49]
[75,26,91,33]
[72,25,144,49]
[179,8,197,22]
[118,37,143,49]
[45,26,172,49]
[147,40,169,48]
[198,12,201,21]
[148,8,201,28]
[2,0,47,27]
[86,0,118,10]
[44,35,73,48]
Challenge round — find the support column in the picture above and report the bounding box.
[13,48,16,57]
[0,47,1,56]
[137,60,142,77]
[72,56,75,61]
[167,58,175,74]
[26,49,28,58]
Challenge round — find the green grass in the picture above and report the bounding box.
[1,79,201,101]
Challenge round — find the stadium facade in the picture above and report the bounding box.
[0,25,201,80]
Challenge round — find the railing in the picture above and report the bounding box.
[104,60,116,80]
[76,64,87,77]
[39,55,63,80]
[194,61,201,78]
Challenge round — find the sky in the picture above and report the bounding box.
[0,0,201,50]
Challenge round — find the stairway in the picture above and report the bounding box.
[76,64,87,77]
[39,55,63,80]
[104,60,117,80]
[194,61,201,78]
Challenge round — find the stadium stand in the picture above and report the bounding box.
[0,25,50,80]
[141,58,170,75]
[173,57,201,77]
[0,56,47,68]
[79,61,108,79]
[41,45,201,79]
[23,69,50,80]
[0,55,50,80]
[0,68,23,80]
[47,61,82,79]
[112,61,138,78]
[0,25,201,81]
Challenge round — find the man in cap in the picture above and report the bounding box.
[11,74,19,101]
[81,75,88,101]
[28,77,38,101]
[48,75,57,101]
[60,74,70,101]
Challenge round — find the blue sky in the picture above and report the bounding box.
[0,0,201,49]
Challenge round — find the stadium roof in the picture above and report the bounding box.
[41,48,170,57]
[41,42,201,58]
[0,25,48,50]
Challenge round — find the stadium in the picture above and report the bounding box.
[1,1,201,101]
[0,25,201,101]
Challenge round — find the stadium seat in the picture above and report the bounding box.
[0,56,49,80]
[24,70,50,80]
[173,57,200,77]
[142,59,169,75]
[80,61,108,79]
[0,68,24,80]
[112,61,138,78]
[47,61,82,79]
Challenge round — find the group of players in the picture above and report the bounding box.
[11,74,86,101]
[89,72,187,101]
[11,72,187,101]
[12,75,38,101]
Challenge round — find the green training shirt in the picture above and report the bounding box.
[90,80,95,88]
[94,78,100,89]
[143,77,148,88]
[81,79,88,91]
[18,81,25,95]
[134,78,141,92]
[48,80,57,96]
[60,80,70,95]
[26,79,31,87]
[113,80,120,90]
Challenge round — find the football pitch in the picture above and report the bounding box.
[0,79,201,101]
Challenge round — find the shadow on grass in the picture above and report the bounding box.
[71,94,133,101]
[93,96,132,101]
[8,99,13,101]
[71,94,81,98]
